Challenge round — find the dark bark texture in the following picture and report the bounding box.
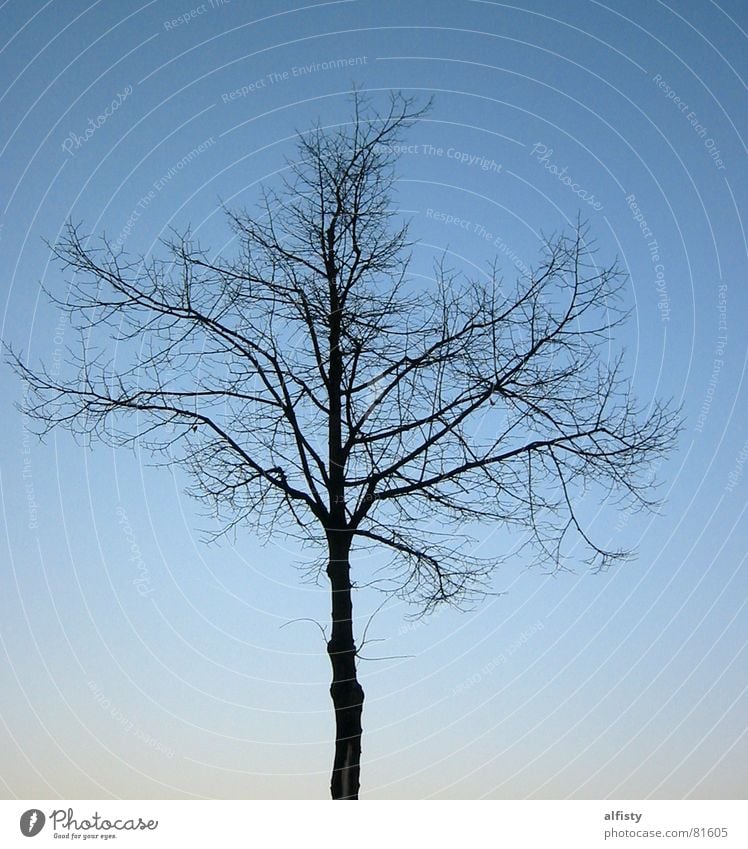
[326,533,364,799]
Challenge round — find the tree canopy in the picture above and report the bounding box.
[9,92,681,797]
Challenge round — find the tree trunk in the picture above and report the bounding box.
[326,531,364,799]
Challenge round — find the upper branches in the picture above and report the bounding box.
[9,92,681,609]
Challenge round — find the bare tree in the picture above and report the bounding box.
[9,93,680,799]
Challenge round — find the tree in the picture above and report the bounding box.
[9,93,680,799]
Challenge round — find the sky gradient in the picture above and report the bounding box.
[1,0,746,799]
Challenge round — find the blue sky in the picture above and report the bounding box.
[1,0,746,799]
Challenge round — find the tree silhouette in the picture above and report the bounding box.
[9,93,680,799]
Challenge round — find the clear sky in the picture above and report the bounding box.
[1,0,746,800]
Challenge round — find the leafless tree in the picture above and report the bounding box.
[9,93,680,799]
